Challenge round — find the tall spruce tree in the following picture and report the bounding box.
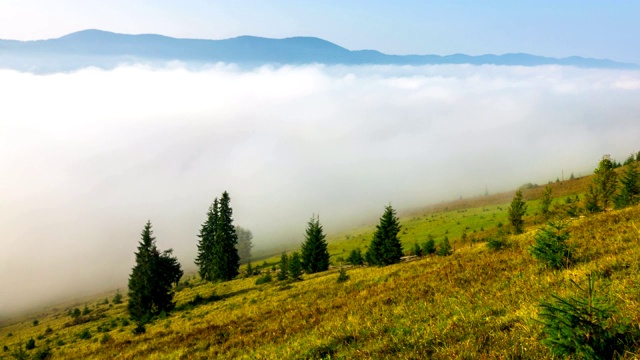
[300,214,330,274]
[366,205,403,266]
[508,190,527,234]
[614,162,640,208]
[211,191,240,281]
[128,221,183,323]
[195,198,218,281]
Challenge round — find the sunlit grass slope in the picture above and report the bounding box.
[4,173,640,359]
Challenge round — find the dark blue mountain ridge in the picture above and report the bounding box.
[0,29,636,73]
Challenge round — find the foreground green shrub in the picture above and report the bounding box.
[538,274,634,359]
[529,221,574,269]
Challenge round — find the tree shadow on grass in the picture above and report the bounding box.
[176,287,256,311]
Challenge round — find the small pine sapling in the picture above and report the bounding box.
[346,248,364,265]
[538,274,632,359]
[245,261,254,278]
[288,252,303,281]
[422,237,436,255]
[113,290,123,304]
[486,230,509,251]
[412,242,422,256]
[437,236,453,256]
[336,268,349,283]
[277,253,289,281]
[529,222,574,270]
[508,190,527,234]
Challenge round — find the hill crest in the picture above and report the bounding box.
[1,29,637,73]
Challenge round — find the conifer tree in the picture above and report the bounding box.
[346,248,364,265]
[529,222,573,269]
[437,236,453,256]
[366,205,403,266]
[592,155,618,209]
[584,185,601,214]
[540,185,553,219]
[300,214,330,274]
[538,274,630,358]
[277,253,289,281]
[614,162,639,208]
[244,261,254,278]
[128,221,183,323]
[195,198,218,281]
[235,225,253,264]
[412,243,422,256]
[422,237,436,255]
[508,190,527,234]
[211,191,240,281]
[288,252,303,281]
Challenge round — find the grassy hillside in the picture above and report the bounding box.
[2,166,640,359]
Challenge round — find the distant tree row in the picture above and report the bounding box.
[505,152,640,235]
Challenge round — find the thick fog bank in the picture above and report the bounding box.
[1,63,639,316]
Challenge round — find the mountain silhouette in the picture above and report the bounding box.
[0,29,636,73]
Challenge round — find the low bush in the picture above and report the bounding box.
[255,273,272,285]
[337,268,349,283]
[25,338,36,350]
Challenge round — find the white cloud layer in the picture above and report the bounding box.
[1,63,639,315]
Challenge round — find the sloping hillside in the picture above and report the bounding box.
[2,172,639,358]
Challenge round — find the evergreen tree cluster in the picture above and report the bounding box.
[195,191,241,282]
[276,252,303,281]
[127,221,183,323]
[585,154,640,213]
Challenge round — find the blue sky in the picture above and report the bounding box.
[0,0,639,63]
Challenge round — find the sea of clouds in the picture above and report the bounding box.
[1,63,639,315]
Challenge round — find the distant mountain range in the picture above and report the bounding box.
[0,29,637,73]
